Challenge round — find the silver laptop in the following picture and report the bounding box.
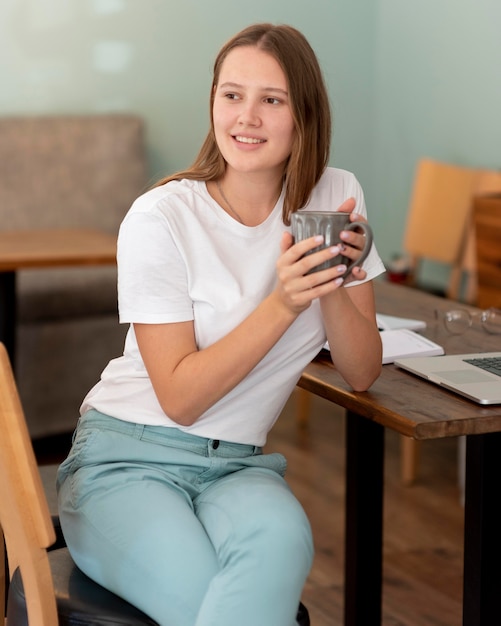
[394,352,501,405]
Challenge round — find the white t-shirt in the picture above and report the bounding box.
[81,167,386,445]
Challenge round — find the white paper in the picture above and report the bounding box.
[380,328,444,364]
[376,313,426,331]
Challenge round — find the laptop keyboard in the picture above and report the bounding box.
[463,356,501,377]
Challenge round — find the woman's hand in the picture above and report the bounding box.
[276,197,371,313]
[276,231,347,315]
[338,198,370,285]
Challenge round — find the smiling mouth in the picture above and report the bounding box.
[234,135,266,144]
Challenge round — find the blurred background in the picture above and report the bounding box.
[1,0,500,288]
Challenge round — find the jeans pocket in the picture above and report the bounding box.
[56,427,99,491]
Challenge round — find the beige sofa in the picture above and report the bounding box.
[0,114,148,439]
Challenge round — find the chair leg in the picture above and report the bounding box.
[296,388,311,429]
[400,436,421,485]
[2,533,5,618]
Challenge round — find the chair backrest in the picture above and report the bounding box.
[0,114,147,234]
[403,158,501,301]
[472,193,501,309]
[0,342,58,624]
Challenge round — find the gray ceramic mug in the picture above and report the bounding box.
[291,211,373,277]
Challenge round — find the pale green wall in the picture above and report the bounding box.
[1,0,500,285]
[369,0,501,285]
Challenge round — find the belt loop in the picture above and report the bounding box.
[133,423,145,439]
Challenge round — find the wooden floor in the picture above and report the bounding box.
[265,388,464,626]
[35,388,464,626]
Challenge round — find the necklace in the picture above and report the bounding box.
[216,180,245,224]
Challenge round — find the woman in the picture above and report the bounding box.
[57,22,385,626]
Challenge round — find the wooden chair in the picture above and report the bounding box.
[471,193,501,309]
[403,158,479,300]
[0,340,158,625]
[403,158,501,304]
[1,342,311,625]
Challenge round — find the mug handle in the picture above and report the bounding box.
[341,221,373,279]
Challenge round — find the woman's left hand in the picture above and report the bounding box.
[337,200,369,284]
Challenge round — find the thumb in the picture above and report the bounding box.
[280,231,294,254]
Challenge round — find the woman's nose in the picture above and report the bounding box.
[238,101,261,126]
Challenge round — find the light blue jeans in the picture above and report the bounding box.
[57,410,314,626]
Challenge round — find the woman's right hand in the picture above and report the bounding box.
[275,231,347,315]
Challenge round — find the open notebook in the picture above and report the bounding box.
[379,328,444,364]
[323,313,444,364]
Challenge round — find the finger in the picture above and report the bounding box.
[280,231,294,255]
[302,263,347,287]
[340,230,366,252]
[284,269,346,310]
[344,265,367,284]
[337,197,356,213]
[294,244,344,277]
[352,266,366,279]
[284,235,324,265]
[348,211,366,223]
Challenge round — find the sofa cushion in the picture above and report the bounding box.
[17,266,119,322]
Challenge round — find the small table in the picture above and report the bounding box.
[299,280,501,626]
[0,228,117,365]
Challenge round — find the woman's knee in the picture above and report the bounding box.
[197,469,314,573]
[254,496,314,571]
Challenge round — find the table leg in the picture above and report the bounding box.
[344,412,384,626]
[463,432,501,626]
[0,271,16,366]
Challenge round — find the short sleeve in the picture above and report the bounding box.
[117,211,194,324]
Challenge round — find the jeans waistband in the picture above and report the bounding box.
[80,409,262,458]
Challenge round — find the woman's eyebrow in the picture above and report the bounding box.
[219,81,288,96]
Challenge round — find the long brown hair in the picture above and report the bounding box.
[155,23,332,225]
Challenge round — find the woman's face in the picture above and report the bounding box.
[212,45,295,179]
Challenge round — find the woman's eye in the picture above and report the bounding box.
[224,93,239,101]
[264,97,280,105]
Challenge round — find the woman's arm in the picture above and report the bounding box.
[318,206,382,390]
[320,280,382,391]
[135,228,348,426]
[134,291,296,426]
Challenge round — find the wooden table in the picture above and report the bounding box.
[299,280,501,626]
[0,229,117,365]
